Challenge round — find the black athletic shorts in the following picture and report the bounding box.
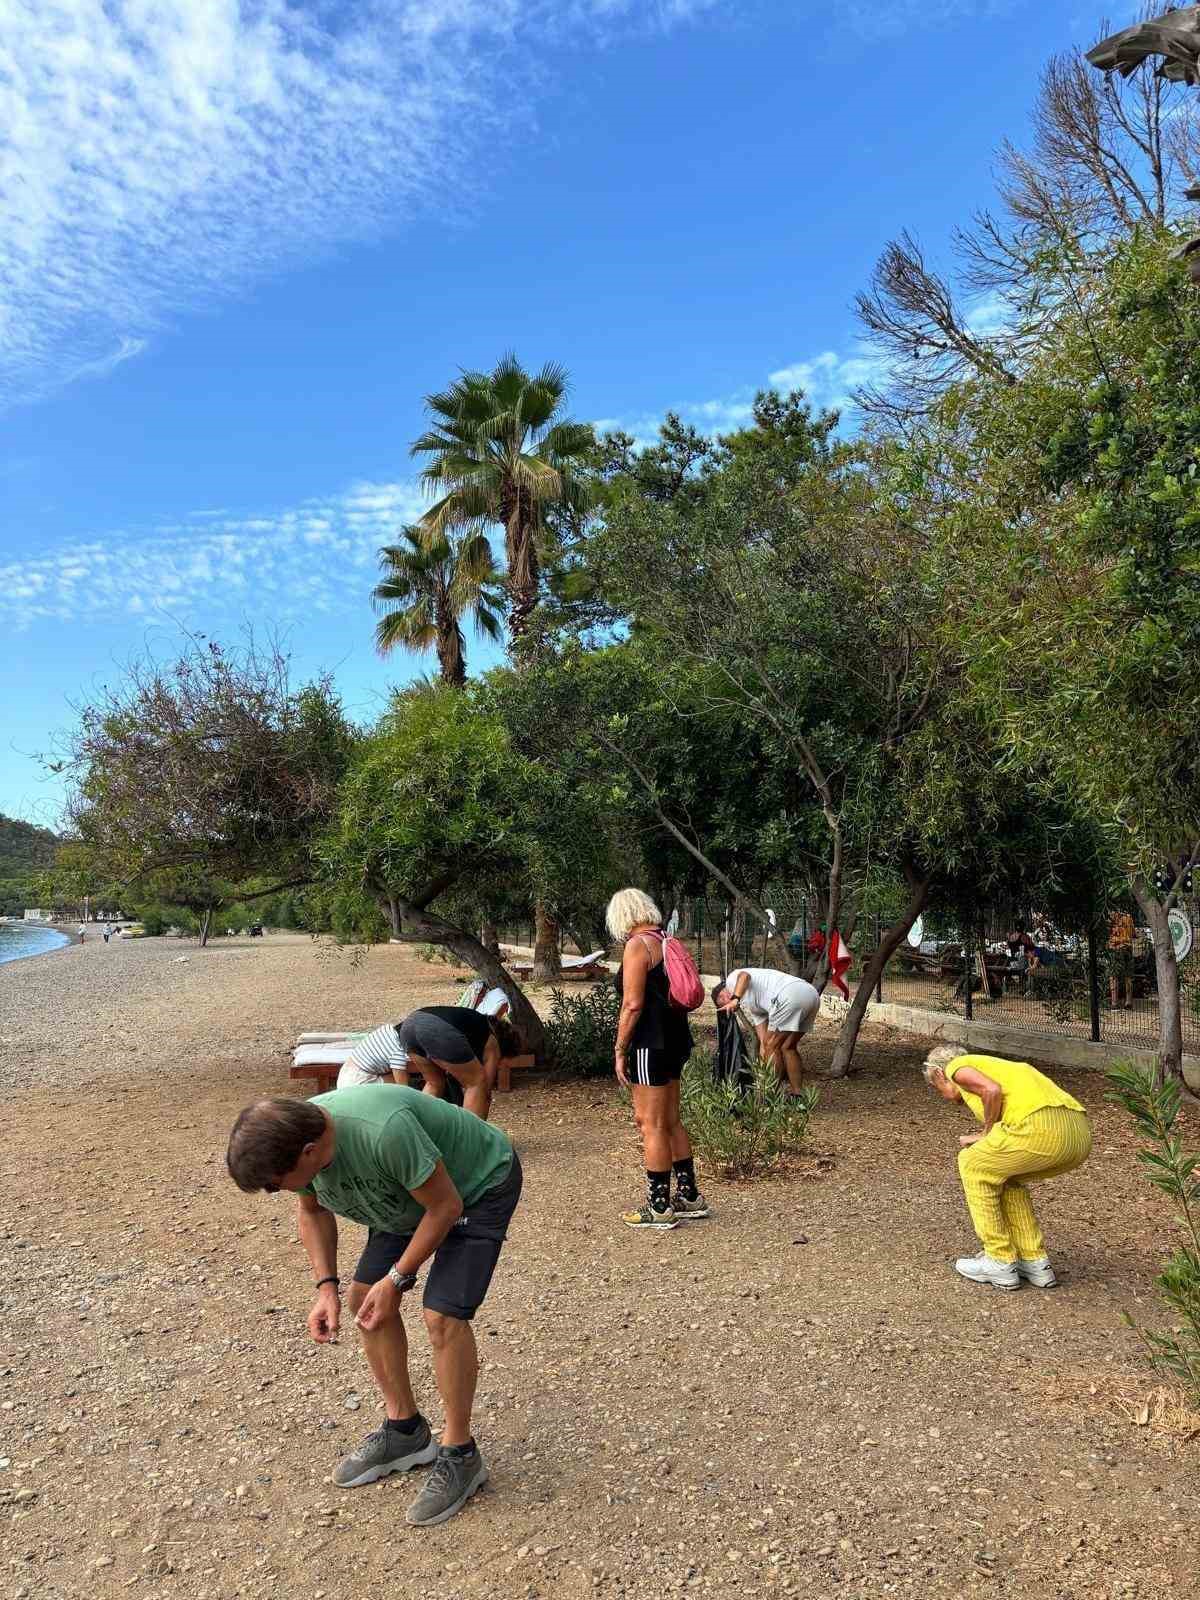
[398,1005,493,1065]
[627,1045,687,1088]
[353,1153,523,1321]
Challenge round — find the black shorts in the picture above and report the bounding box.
[628,1046,687,1088]
[353,1154,523,1321]
[398,1006,492,1065]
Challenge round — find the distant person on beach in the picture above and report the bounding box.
[227,1087,521,1525]
[608,887,707,1231]
[77,923,86,942]
[712,967,820,1094]
[339,1009,521,1122]
[923,1046,1091,1291]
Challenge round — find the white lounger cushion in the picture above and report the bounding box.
[297,1030,362,1045]
[293,1042,356,1067]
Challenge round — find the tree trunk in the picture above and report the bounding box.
[532,902,563,982]
[199,907,212,948]
[481,921,501,956]
[1132,876,1184,1085]
[827,871,930,1077]
[386,897,547,1059]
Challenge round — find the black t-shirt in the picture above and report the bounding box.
[398,1005,494,1061]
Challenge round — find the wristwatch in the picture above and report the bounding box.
[387,1266,418,1294]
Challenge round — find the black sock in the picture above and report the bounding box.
[672,1157,698,1202]
[446,1437,476,1458]
[646,1170,671,1211]
[386,1414,423,1435]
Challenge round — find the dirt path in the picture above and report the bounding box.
[1,937,1196,1599]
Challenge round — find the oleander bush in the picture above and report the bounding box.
[546,983,622,1078]
[1106,1060,1200,1406]
[681,1055,818,1181]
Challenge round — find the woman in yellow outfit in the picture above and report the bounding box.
[923,1045,1092,1290]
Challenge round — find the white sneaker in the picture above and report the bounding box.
[954,1253,1020,1290]
[1015,1256,1057,1288]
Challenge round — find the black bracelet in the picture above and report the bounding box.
[315,1275,339,1290]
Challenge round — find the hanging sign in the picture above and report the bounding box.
[907,915,925,950]
[1168,907,1193,963]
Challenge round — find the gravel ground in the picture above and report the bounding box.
[1,934,1197,1600]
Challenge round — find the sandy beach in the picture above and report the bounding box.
[1,933,1197,1600]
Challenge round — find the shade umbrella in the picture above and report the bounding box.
[1086,5,1200,83]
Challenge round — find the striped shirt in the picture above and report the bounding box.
[341,1023,408,1085]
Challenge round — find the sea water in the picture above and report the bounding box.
[0,922,71,966]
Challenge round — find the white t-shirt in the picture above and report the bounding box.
[728,968,819,1029]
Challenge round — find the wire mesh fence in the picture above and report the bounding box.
[500,894,1200,1054]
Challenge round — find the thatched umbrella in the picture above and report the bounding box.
[1086,5,1200,83]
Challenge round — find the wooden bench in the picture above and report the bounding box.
[289,1054,537,1096]
[290,1061,340,1093]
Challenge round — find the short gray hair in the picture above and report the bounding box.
[605,887,663,940]
[923,1043,960,1082]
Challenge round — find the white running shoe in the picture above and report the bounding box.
[1015,1256,1057,1288]
[954,1253,1020,1290]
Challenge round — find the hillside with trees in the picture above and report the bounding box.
[0,813,61,915]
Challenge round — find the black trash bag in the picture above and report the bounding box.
[714,1007,755,1096]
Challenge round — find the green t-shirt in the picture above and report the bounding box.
[303,1084,513,1235]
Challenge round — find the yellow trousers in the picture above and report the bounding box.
[956,1106,1092,1263]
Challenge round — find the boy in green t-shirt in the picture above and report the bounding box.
[226,1085,522,1526]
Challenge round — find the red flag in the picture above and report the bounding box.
[828,929,852,999]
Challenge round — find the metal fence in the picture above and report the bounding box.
[675,898,1199,1053]
[496,895,1199,1053]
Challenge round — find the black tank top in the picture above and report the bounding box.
[614,937,694,1057]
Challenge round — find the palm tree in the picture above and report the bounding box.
[411,354,596,653]
[372,526,504,688]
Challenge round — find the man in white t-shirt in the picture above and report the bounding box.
[713,967,821,1094]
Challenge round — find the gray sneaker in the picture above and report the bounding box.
[333,1418,437,1488]
[406,1444,489,1526]
[672,1192,710,1220]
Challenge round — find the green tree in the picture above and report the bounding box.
[544,393,1110,1072]
[320,684,548,1053]
[412,354,598,980]
[58,639,354,935]
[372,525,504,687]
[941,230,1200,1081]
[412,355,596,652]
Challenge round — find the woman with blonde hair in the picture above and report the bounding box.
[923,1045,1092,1290]
[606,887,707,1230]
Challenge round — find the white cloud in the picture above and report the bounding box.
[0,0,722,409]
[768,349,891,414]
[0,477,430,630]
[595,340,891,446]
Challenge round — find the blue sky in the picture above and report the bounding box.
[3,0,1103,826]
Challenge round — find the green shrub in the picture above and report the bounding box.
[546,983,621,1078]
[1106,1060,1200,1406]
[681,1055,818,1181]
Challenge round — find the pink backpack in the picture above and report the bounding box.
[649,929,705,1012]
